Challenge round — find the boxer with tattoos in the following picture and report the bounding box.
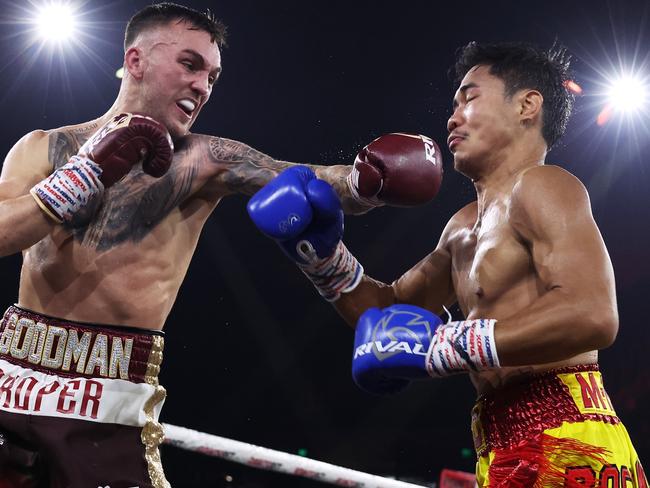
[0,3,438,487]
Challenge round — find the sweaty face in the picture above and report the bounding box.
[447,65,520,179]
[135,21,222,139]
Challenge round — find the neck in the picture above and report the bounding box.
[101,83,146,122]
[473,143,546,216]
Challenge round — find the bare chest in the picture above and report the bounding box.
[45,130,220,252]
[71,163,198,251]
[450,205,533,316]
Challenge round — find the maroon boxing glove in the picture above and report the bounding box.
[31,113,174,223]
[347,133,443,207]
[79,112,174,187]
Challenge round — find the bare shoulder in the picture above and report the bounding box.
[510,165,593,241]
[450,200,478,226]
[1,130,51,185]
[5,119,99,167]
[513,165,589,205]
[440,201,477,247]
[7,129,50,155]
[46,121,104,165]
[0,121,100,201]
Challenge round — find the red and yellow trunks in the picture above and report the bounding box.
[473,365,647,488]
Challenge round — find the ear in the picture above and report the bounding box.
[518,89,543,125]
[124,47,145,80]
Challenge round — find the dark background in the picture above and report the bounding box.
[0,1,648,486]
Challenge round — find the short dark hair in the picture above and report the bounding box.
[453,41,574,149]
[124,2,227,50]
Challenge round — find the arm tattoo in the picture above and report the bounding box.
[209,137,292,195]
[48,131,83,170]
[208,137,371,214]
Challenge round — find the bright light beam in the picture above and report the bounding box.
[33,2,77,43]
[607,75,648,113]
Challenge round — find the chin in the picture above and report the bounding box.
[453,152,470,174]
[168,126,188,141]
[162,118,190,141]
[453,153,480,180]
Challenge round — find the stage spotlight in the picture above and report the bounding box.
[33,2,77,43]
[594,70,649,126]
[607,75,648,113]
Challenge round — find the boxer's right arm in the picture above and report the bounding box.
[30,113,173,224]
[0,130,58,257]
[0,114,173,257]
[248,166,456,324]
[333,226,456,328]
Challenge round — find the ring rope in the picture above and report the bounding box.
[162,423,429,488]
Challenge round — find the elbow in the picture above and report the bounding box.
[587,307,619,350]
[559,284,619,350]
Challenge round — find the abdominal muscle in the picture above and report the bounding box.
[16,211,200,331]
[470,351,598,396]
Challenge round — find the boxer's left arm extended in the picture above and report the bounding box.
[207,133,442,215]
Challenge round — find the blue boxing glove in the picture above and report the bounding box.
[248,166,363,301]
[353,304,502,394]
[352,304,443,395]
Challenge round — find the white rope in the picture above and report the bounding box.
[162,423,429,488]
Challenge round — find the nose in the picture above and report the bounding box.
[191,73,211,98]
[447,109,461,133]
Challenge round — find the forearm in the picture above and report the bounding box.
[0,195,55,256]
[494,288,618,366]
[213,153,368,214]
[334,276,396,327]
[207,137,362,208]
[311,164,372,215]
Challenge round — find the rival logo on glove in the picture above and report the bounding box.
[354,340,428,359]
[278,213,301,234]
[420,135,438,165]
[354,309,436,361]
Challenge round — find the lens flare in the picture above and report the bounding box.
[607,75,648,113]
[33,2,77,43]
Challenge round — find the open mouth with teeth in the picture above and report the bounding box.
[176,99,196,118]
